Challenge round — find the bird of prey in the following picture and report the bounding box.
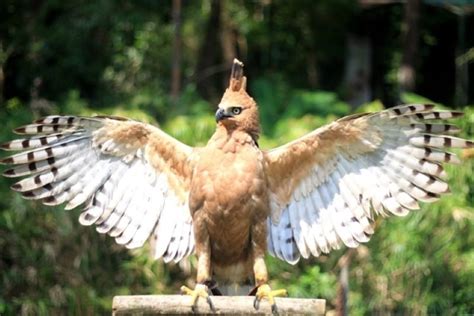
[1,59,472,313]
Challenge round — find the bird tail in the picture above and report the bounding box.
[219,283,253,296]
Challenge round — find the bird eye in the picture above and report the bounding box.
[232,107,242,115]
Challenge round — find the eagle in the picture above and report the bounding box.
[1,59,472,313]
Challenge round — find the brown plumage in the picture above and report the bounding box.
[1,59,473,313]
[190,61,269,288]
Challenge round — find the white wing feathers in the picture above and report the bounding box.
[1,115,194,263]
[266,104,473,264]
[267,207,299,264]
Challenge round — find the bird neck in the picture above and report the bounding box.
[210,125,259,152]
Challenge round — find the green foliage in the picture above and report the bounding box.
[252,76,350,137]
[162,114,215,146]
[273,115,335,144]
[284,90,350,118]
[401,92,442,107]
[252,75,292,135]
[269,257,338,300]
[355,99,385,113]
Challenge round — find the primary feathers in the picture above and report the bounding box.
[1,59,472,307]
[2,115,194,263]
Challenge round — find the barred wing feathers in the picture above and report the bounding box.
[265,104,473,264]
[1,115,195,263]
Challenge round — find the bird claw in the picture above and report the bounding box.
[206,296,215,311]
[253,284,287,315]
[180,284,215,313]
[271,303,279,315]
[253,295,260,310]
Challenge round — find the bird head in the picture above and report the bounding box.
[216,59,260,139]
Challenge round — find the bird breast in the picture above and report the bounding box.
[189,142,269,266]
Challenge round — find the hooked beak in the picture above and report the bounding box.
[215,108,230,122]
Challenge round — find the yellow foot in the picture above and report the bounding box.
[180,283,215,313]
[253,284,288,315]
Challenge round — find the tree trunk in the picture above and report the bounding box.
[195,0,222,102]
[455,10,468,106]
[0,64,4,104]
[336,250,355,316]
[397,0,421,93]
[307,52,319,89]
[171,0,182,101]
[220,0,238,88]
[344,35,372,109]
[0,42,12,104]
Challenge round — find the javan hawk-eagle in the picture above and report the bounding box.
[1,59,472,313]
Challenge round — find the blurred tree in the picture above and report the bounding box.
[171,0,183,101]
[398,0,421,93]
[195,0,225,102]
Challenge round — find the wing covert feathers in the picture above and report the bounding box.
[1,115,195,261]
[265,104,472,263]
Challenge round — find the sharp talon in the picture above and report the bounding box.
[207,296,216,312]
[271,304,279,315]
[254,283,286,313]
[181,283,214,313]
[253,296,260,310]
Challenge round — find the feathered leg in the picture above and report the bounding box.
[181,216,215,313]
[251,218,287,315]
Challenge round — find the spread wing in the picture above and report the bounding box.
[1,115,195,263]
[264,104,473,264]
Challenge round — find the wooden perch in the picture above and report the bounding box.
[112,295,326,315]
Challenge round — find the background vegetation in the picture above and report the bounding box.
[1,1,473,315]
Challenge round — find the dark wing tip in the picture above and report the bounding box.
[3,168,15,177]
[425,103,436,109]
[10,183,22,191]
[13,127,27,134]
[43,196,56,204]
[21,190,35,198]
[0,157,14,164]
